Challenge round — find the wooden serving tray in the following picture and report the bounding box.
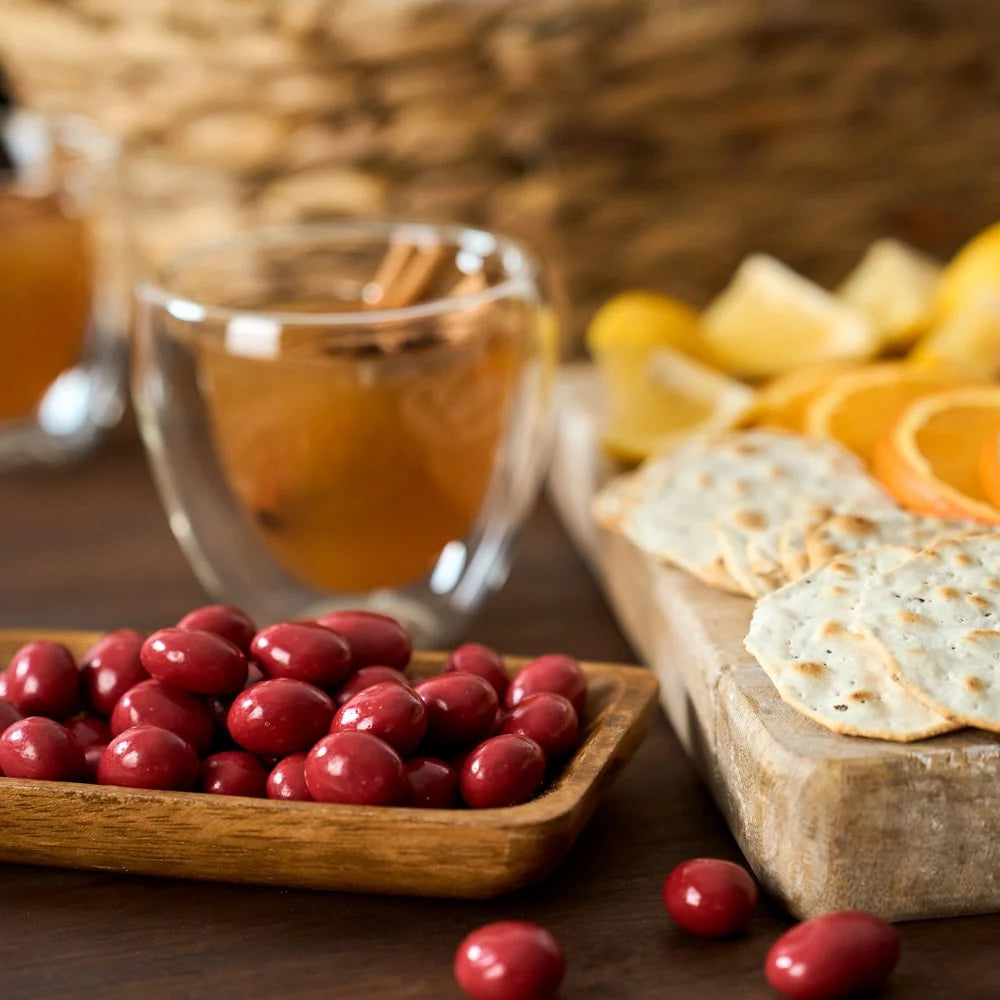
[549,366,1000,923]
[0,629,657,897]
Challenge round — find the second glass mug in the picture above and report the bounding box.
[132,221,555,645]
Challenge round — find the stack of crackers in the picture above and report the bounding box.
[594,429,1000,742]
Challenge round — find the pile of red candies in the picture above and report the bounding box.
[452,861,901,1000]
[0,605,588,809]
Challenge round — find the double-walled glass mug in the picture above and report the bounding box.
[133,221,556,643]
[0,110,127,466]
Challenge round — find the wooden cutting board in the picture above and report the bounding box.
[549,365,1000,922]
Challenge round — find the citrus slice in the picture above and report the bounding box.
[585,290,703,359]
[804,364,966,466]
[979,428,1000,511]
[598,346,756,463]
[837,238,941,349]
[752,362,859,432]
[873,386,1000,522]
[936,219,1000,320]
[702,254,877,378]
[909,291,1000,377]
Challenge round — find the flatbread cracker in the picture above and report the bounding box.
[806,512,979,571]
[778,520,813,581]
[859,533,1000,732]
[744,545,958,741]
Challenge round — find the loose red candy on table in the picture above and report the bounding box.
[331,681,428,757]
[454,921,566,1000]
[460,734,546,809]
[314,610,412,670]
[141,628,248,696]
[5,641,80,719]
[334,665,410,706]
[199,750,268,797]
[177,604,256,655]
[98,725,199,791]
[266,752,311,801]
[443,643,509,700]
[405,757,458,809]
[416,673,499,750]
[506,654,587,715]
[0,717,85,781]
[251,622,352,688]
[80,629,149,716]
[765,910,900,1000]
[501,693,579,760]
[66,715,112,748]
[304,730,407,806]
[111,679,215,755]
[227,678,334,756]
[662,858,758,937]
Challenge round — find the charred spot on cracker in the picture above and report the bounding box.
[819,621,845,637]
[848,690,872,702]
[968,594,991,610]
[964,629,1000,642]
[986,577,1000,591]
[938,586,961,600]
[897,609,926,625]
[733,509,766,530]
[829,585,848,596]
[833,704,848,712]
[794,661,825,677]
[697,473,714,488]
[954,553,975,567]
[963,676,986,693]
[830,561,856,577]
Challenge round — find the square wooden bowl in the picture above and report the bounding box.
[0,630,658,897]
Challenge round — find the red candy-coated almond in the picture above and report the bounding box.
[227,679,334,756]
[415,673,498,751]
[765,911,900,1000]
[177,604,256,655]
[454,921,565,1000]
[80,629,148,717]
[331,682,428,757]
[199,750,268,797]
[266,753,312,801]
[98,725,199,791]
[251,622,352,688]
[506,654,586,714]
[501,693,579,760]
[460,734,546,809]
[314,610,412,670]
[335,666,411,706]
[405,757,458,809]
[304,731,407,806]
[443,643,509,699]
[0,717,85,781]
[662,858,758,937]
[66,715,112,748]
[141,628,248,696]
[5,641,80,720]
[111,679,214,755]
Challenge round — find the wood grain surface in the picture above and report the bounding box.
[550,367,1000,922]
[0,632,656,896]
[1,429,1000,999]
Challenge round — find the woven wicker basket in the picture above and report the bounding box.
[4,0,1000,338]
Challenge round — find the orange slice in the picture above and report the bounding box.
[873,386,1000,522]
[979,427,1000,510]
[752,362,859,433]
[804,364,966,466]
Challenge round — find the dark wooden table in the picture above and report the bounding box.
[1,438,998,999]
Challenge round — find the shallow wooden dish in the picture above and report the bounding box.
[0,630,657,897]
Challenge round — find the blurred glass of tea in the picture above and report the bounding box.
[0,108,127,467]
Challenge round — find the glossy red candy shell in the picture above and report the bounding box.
[227,678,334,756]
[314,610,412,670]
[454,921,565,1000]
[141,628,248,696]
[331,681,428,757]
[662,858,758,938]
[304,731,407,806]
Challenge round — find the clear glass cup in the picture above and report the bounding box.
[133,221,556,644]
[0,110,128,466]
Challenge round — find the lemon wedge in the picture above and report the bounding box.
[837,238,941,349]
[909,291,1000,377]
[702,254,877,378]
[936,220,1000,320]
[598,346,756,463]
[586,290,704,359]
